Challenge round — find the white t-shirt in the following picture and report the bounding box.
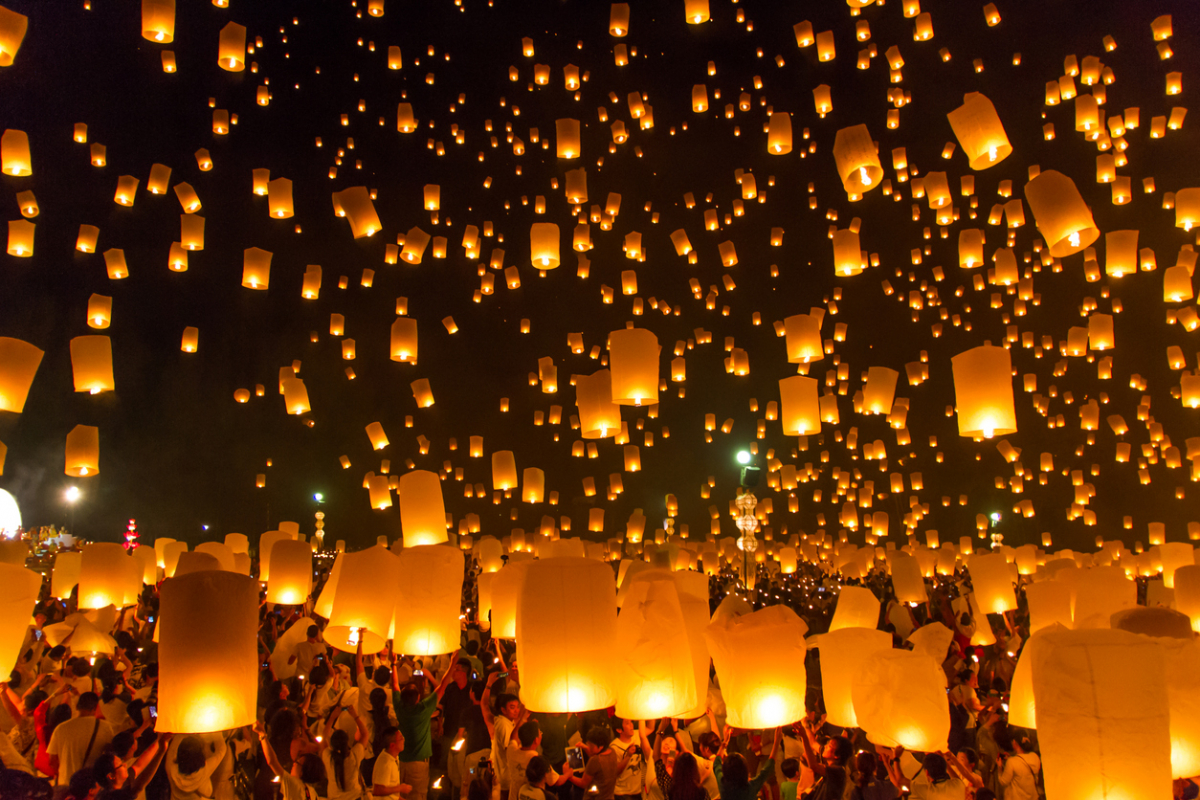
[692,754,719,800]
[47,715,114,786]
[999,753,1041,800]
[909,774,967,800]
[323,743,365,800]
[281,773,319,800]
[293,642,328,677]
[518,770,561,800]
[373,750,402,800]
[492,715,515,785]
[610,737,643,796]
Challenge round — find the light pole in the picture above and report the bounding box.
[64,486,81,536]
[313,493,326,550]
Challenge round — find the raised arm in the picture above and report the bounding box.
[254,721,287,777]
[128,733,172,795]
[798,721,827,780]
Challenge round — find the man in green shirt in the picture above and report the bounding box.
[395,650,460,800]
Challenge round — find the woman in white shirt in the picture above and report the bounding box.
[908,754,967,800]
[320,706,370,800]
[998,737,1040,800]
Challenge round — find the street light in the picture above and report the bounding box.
[65,486,81,536]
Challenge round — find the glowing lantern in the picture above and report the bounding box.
[890,552,926,603]
[0,563,40,675]
[393,545,463,654]
[517,557,619,711]
[684,0,709,23]
[784,313,823,363]
[326,546,400,653]
[575,370,623,438]
[946,92,1012,169]
[833,125,883,199]
[1160,542,1193,588]
[1178,188,1200,231]
[1024,169,1100,257]
[76,225,99,253]
[951,344,1016,439]
[852,649,948,752]
[411,378,434,407]
[241,247,272,289]
[706,604,808,727]
[0,6,28,66]
[218,22,246,71]
[141,0,174,42]
[391,317,418,362]
[397,103,417,132]
[266,539,312,605]
[85,294,111,329]
[555,118,580,159]
[490,560,531,637]
[492,450,518,490]
[366,422,390,450]
[78,542,129,608]
[52,551,81,599]
[531,222,560,268]
[1106,230,1138,276]
[779,376,820,436]
[65,425,99,477]
[967,553,1016,613]
[401,227,431,263]
[829,586,880,630]
[281,377,310,415]
[70,336,114,394]
[832,229,863,275]
[267,178,294,218]
[336,187,382,238]
[180,327,198,353]
[180,215,205,249]
[1025,581,1072,633]
[819,628,891,727]
[863,367,898,414]
[523,468,545,503]
[692,85,708,113]
[157,570,257,733]
[614,571,697,718]
[609,328,659,406]
[0,129,30,175]
[399,470,448,546]
[768,112,792,154]
[6,220,32,256]
[609,3,629,36]
[1175,566,1200,633]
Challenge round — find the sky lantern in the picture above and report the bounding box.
[967,552,1017,613]
[609,3,629,36]
[393,545,463,654]
[530,222,560,268]
[78,542,129,608]
[490,560,530,636]
[518,557,619,711]
[0,564,41,675]
[523,467,545,503]
[218,21,246,71]
[1,129,31,175]
[576,370,623,438]
[399,469,448,546]
[365,421,390,450]
[141,0,175,43]
[852,649,949,752]
[65,424,99,477]
[265,539,312,605]
[1025,581,1072,633]
[832,229,864,276]
[241,247,272,289]
[397,103,417,132]
[0,6,28,66]
[76,225,99,253]
[492,450,518,490]
[51,550,81,598]
[951,344,1016,439]
[1024,169,1100,257]
[157,570,258,733]
[555,118,580,158]
[281,377,310,414]
[767,112,792,154]
[1174,566,1200,633]
[614,570,697,719]
[180,327,198,353]
[862,367,899,415]
[784,313,823,363]
[1177,188,1200,231]
[609,328,659,406]
[401,226,431,263]
[180,215,204,250]
[336,187,382,237]
[267,178,293,218]
[946,92,1012,168]
[779,376,820,436]
[833,124,882,199]
[6,220,32,256]
[684,0,709,24]
[1105,230,1138,276]
[819,627,891,727]
[411,378,435,407]
[390,317,417,362]
[829,586,880,630]
[706,603,808,727]
[70,335,114,394]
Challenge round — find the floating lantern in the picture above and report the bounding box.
[267,178,294,218]
[51,551,82,599]
[492,450,518,490]
[281,377,310,414]
[832,229,864,276]
[819,627,892,727]
[180,327,198,353]
[863,367,899,414]
[531,222,560,268]
[78,542,128,608]
[1024,169,1100,257]
[523,468,545,503]
[336,187,382,237]
[946,92,1012,169]
[411,377,434,407]
[141,0,175,43]
[784,313,823,363]
[0,563,42,675]
[967,553,1016,613]
[390,317,417,362]
[366,421,389,450]
[0,129,30,176]
[218,21,246,71]
[779,376,820,435]
[609,3,630,36]
[576,370,623,438]
[609,328,659,406]
[951,345,1016,438]
[76,225,99,253]
[241,247,272,289]
[852,649,949,752]
[401,227,431,263]
[614,571,697,719]
[706,604,808,727]
[684,0,709,24]
[0,6,28,66]
[833,124,883,199]
[829,586,880,630]
[65,425,99,477]
[399,469,448,546]
[555,119,580,159]
[266,539,312,605]
[70,336,114,394]
[393,545,463,654]
[768,112,792,154]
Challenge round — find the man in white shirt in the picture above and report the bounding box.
[292,626,329,679]
[372,727,412,800]
[609,718,645,800]
[47,692,114,786]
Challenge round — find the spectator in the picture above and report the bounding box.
[371,727,412,800]
[47,692,114,787]
[569,724,634,800]
[711,726,780,800]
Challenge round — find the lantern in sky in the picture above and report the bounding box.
[684,0,709,24]
[951,344,1016,439]
[852,649,949,752]
[555,119,580,159]
[390,317,418,362]
[266,539,312,605]
[218,22,246,71]
[7,220,32,256]
[609,3,629,36]
[327,546,400,653]
[706,604,808,728]
[779,376,820,436]
[490,560,530,637]
[0,6,28,66]
[336,186,382,238]
[530,222,560,269]
[65,425,99,478]
[946,92,1012,169]
[70,336,114,395]
[157,570,258,733]
[576,370,623,438]
[609,328,659,406]
[141,0,175,42]
[78,542,129,608]
[267,178,293,218]
[862,367,899,415]
[399,469,448,546]
[614,570,697,719]
[784,313,823,363]
[0,337,43,414]
[411,378,435,407]
[832,229,863,276]
[492,450,518,490]
[517,557,619,711]
[0,563,40,675]
[1024,169,1100,257]
[1,129,31,175]
[241,247,272,289]
[393,545,463,654]
[767,112,792,154]
[829,586,880,631]
[967,553,1016,613]
[51,551,82,599]
[281,377,310,415]
[833,124,883,199]
[819,627,892,727]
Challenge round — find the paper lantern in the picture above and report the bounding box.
[890,552,926,603]
[832,124,883,199]
[565,169,588,204]
[131,545,157,584]
[1178,188,1200,231]
[0,6,28,66]
[0,129,30,175]
[946,92,1012,169]
[410,378,434,407]
[390,317,418,362]
[684,0,709,23]
[614,570,697,718]
[490,560,530,637]
[967,553,1016,613]
[1159,542,1193,588]
[78,542,129,608]
[706,604,808,728]
[819,627,891,727]
[76,225,99,254]
[336,186,382,238]
[575,369,623,438]
[401,226,431,263]
[1032,627,1172,800]
[397,102,417,132]
[951,344,1016,439]
[1025,580,1072,633]
[267,178,293,218]
[70,336,114,394]
[1071,567,1137,627]
[784,313,823,363]
[368,475,392,510]
[609,328,659,406]
[162,541,188,578]
[767,112,792,154]
[65,424,99,477]
[530,222,560,268]
[852,649,948,751]
[555,119,580,159]
[609,2,629,36]
[174,552,220,577]
[180,327,198,353]
[832,229,863,276]
[141,0,174,42]
[492,450,518,490]
[218,21,246,71]
[324,546,399,654]
[241,247,272,289]
[158,570,257,733]
[829,586,880,631]
[862,367,898,414]
[51,551,82,599]
[517,557,618,711]
[265,539,312,605]
[1024,169,1100,257]
[523,468,545,503]
[6,219,32,256]
[0,563,40,675]
[393,545,463,654]
[779,376,820,436]
[399,469,448,546]
[1175,565,1200,633]
[281,377,310,415]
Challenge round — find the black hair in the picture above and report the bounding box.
[829,737,852,766]
[924,753,949,783]
[465,640,480,656]
[309,663,331,687]
[371,691,392,752]
[72,659,92,678]
[494,693,518,713]
[329,729,351,791]
[517,720,541,748]
[46,704,72,742]
[959,747,979,767]
[721,753,749,787]
[176,737,208,776]
[697,732,720,755]
[297,752,326,785]
[525,755,550,785]
[0,768,52,800]
[77,692,100,713]
[24,688,47,712]
[373,665,392,687]
[585,724,612,750]
[854,751,877,789]
[48,645,66,660]
[307,625,320,638]
[781,758,800,780]
[67,766,98,800]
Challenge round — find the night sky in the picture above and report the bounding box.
[1,0,1198,553]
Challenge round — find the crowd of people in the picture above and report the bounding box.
[0,550,1189,800]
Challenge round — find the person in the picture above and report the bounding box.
[47,692,114,787]
[569,724,634,800]
[779,759,800,800]
[394,654,459,800]
[292,626,328,679]
[2,678,47,764]
[372,727,413,800]
[652,721,705,800]
[952,749,985,800]
[481,675,521,799]
[448,682,490,800]
[256,720,327,800]
[303,664,340,732]
[711,726,780,800]
[908,754,966,800]
[949,670,985,753]
[439,660,475,783]
[519,756,570,800]
[610,718,645,800]
[92,731,171,798]
[797,729,850,800]
[165,733,228,800]
[63,765,101,800]
[357,643,396,727]
[36,698,74,779]
[320,706,369,800]
[997,736,1040,800]
[848,752,896,800]
[678,730,720,800]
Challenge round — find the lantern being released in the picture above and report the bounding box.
[851,649,949,752]
[609,328,659,406]
[78,542,130,609]
[0,563,42,675]
[530,222,561,269]
[951,344,1016,439]
[398,469,448,546]
[265,539,312,605]
[614,570,697,719]
[0,337,44,414]
[517,557,619,711]
[157,570,258,733]
[393,545,464,654]
[946,92,1012,169]
[706,604,808,728]
[778,376,820,436]
[1024,169,1100,257]
[818,627,892,727]
[65,425,100,478]
[326,546,401,653]
[833,124,883,199]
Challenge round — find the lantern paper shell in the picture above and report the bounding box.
[326,545,401,653]
[65,425,100,477]
[0,563,40,674]
[851,649,949,752]
[779,376,821,436]
[1174,565,1200,633]
[335,186,381,238]
[490,560,531,638]
[555,119,581,159]
[952,344,1016,438]
[833,124,883,198]
[393,544,464,655]
[1,129,31,175]
[52,551,82,599]
[1024,169,1100,257]
[270,616,318,681]
[819,627,892,727]
[829,586,881,631]
[706,604,808,728]
[242,247,272,289]
[1025,580,1073,633]
[266,539,312,605]
[218,21,246,71]
[157,570,258,733]
[492,450,518,491]
[832,229,863,276]
[1031,627,1172,800]
[784,313,823,364]
[530,222,561,269]
[862,367,899,415]
[399,469,448,546]
[0,7,28,67]
[614,570,697,719]
[575,370,623,438]
[141,0,174,42]
[78,542,130,609]
[0,337,43,413]
[609,328,659,406]
[517,557,619,712]
[966,553,1016,613]
[391,318,418,362]
[767,112,792,154]
[70,336,114,394]
[946,92,1012,169]
[890,552,927,603]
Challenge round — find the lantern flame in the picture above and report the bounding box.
[859,167,873,186]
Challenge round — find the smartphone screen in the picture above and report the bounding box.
[149,706,157,718]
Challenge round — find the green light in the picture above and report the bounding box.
[736,450,752,465]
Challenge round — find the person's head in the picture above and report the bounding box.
[517,720,541,749]
[93,752,122,790]
[975,790,997,800]
[142,663,158,682]
[465,640,480,657]
[306,625,320,641]
[854,752,877,786]
[957,669,977,688]
[959,748,979,770]
[382,726,405,756]
[781,758,800,781]
[923,753,949,782]
[697,732,720,757]
[672,752,702,788]
[328,728,351,789]
[175,737,208,776]
[453,658,472,686]
[584,724,613,755]
[1011,734,1033,754]
[48,645,67,661]
[525,755,551,787]
[309,663,331,688]
[614,717,635,739]
[822,737,852,767]
[721,753,750,787]
[47,703,73,740]
[77,692,101,716]
[496,693,520,721]
[0,768,53,800]
[660,735,678,763]
[67,766,100,800]
[24,688,46,713]
[72,659,93,678]
[373,665,392,688]
[268,679,288,701]
[293,752,326,785]
[399,683,422,707]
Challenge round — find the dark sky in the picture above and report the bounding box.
[1,0,1198,553]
